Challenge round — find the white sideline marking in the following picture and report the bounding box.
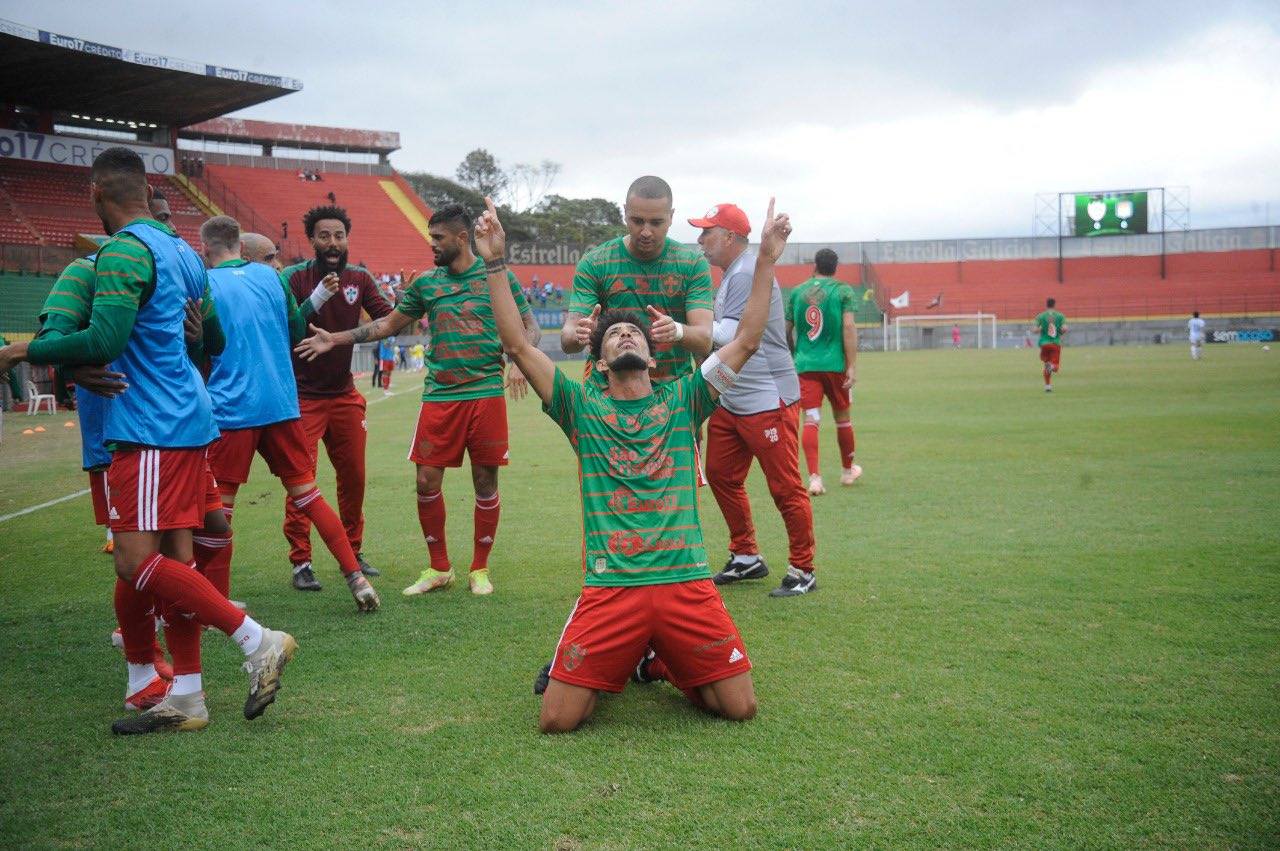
[0,392,403,524]
[0,488,90,523]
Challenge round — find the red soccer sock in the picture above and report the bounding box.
[113,578,157,665]
[836,421,856,469]
[291,487,361,576]
[416,490,450,570]
[161,587,202,677]
[134,553,246,636]
[802,421,821,476]
[193,529,234,598]
[471,492,500,571]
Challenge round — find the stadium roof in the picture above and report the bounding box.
[0,18,301,128]
[182,118,399,155]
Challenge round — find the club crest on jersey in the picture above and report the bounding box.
[343,284,359,305]
[563,643,587,672]
[662,276,680,297]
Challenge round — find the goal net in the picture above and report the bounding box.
[892,313,998,350]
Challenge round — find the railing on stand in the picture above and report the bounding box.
[179,169,308,263]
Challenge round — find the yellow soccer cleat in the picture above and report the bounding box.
[402,568,454,596]
[469,569,493,596]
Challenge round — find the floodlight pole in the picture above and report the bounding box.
[1057,193,1064,284]
[1159,186,1166,280]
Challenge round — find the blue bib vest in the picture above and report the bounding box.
[206,260,300,430]
[103,222,218,449]
[75,252,112,470]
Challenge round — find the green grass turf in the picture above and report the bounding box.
[1,345,1277,849]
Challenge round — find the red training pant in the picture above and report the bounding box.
[705,401,814,570]
[284,387,367,565]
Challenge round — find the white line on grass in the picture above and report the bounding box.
[0,391,405,525]
[0,489,90,524]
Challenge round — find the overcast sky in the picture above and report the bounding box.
[9,1,1280,242]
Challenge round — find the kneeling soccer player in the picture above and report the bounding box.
[472,196,793,732]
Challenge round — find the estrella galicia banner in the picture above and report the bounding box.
[0,130,175,175]
[1073,192,1148,237]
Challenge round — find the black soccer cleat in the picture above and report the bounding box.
[769,565,817,597]
[292,563,321,591]
[631,648,663,684]
[533,662,552,696]
[356,552,380,577]
[712,555,769,585]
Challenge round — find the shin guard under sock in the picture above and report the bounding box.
[471,492,500,571]
[291,488,361,576]
[417,490,450,570]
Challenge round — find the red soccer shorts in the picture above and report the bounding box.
[106,447,208,532]
[379,359,395,372]
[799,371,850,411]
[408,396,509,468]
[203,462,223,516]
[550,579,752,693]
[89,469,110,526]
[1040,344,1061,369]
[208,419,313,486]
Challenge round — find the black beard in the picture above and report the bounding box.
[100,216,115,236]
[315,248,348,274]
[608,352,648,373]
[433,247,458,267]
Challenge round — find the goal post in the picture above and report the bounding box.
[893,313,998,351]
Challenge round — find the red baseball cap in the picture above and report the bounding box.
[688,203,751,237]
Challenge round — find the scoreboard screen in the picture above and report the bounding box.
[1073,191,1148,236]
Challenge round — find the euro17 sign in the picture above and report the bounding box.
[1073,191,1148,237]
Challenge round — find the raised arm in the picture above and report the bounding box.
[475,197,557,404]
[713,198,791,377]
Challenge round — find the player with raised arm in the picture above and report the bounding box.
[1034,297,1067,392]
[559,176,714,384]
[296,204,538,597]
[281,206,389,591]
[0,147,296,735]
[201,216,380,612]
[689,203,815,597]
[785,250,861,494]
[476,195,791,732]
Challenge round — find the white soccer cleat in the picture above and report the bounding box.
[840,465,863,486]
[402,568,455,596]
[808,474,826,496]
[346,573,380,613]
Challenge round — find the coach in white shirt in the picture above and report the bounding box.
[691,203,818,598]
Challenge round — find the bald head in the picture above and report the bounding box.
[242,232,281,270]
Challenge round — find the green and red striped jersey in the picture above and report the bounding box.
[787,276,856,374]
[37,257,95,336]
[396,258,530,401]
[570,236,713,383]
[543,368,717,587]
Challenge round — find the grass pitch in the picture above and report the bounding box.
[1,345,1277,849]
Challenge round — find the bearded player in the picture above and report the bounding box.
[281,206,389,591]
[201,216,380,612]
[296,204,538,597]
[1034,297,1067,392]
[476,196,792,732]
[785,249,861,495]
[0,147,296,734]
[559,176,713,383]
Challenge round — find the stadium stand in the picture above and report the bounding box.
[0,160,205,247]
[198,163,432,273]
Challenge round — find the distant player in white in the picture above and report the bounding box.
[1188,311,1206,360]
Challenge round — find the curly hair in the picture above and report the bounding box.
[303,205,351,239]
[589,309,653,362]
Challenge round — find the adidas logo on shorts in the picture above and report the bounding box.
[729,647,744,664]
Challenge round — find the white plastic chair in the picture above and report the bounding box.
[25,380,56,415]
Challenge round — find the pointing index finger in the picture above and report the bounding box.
[766,196,775,225]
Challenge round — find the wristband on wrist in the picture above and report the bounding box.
[673,322,685,342]
[308,281,336,312]
[484,259,507,273]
